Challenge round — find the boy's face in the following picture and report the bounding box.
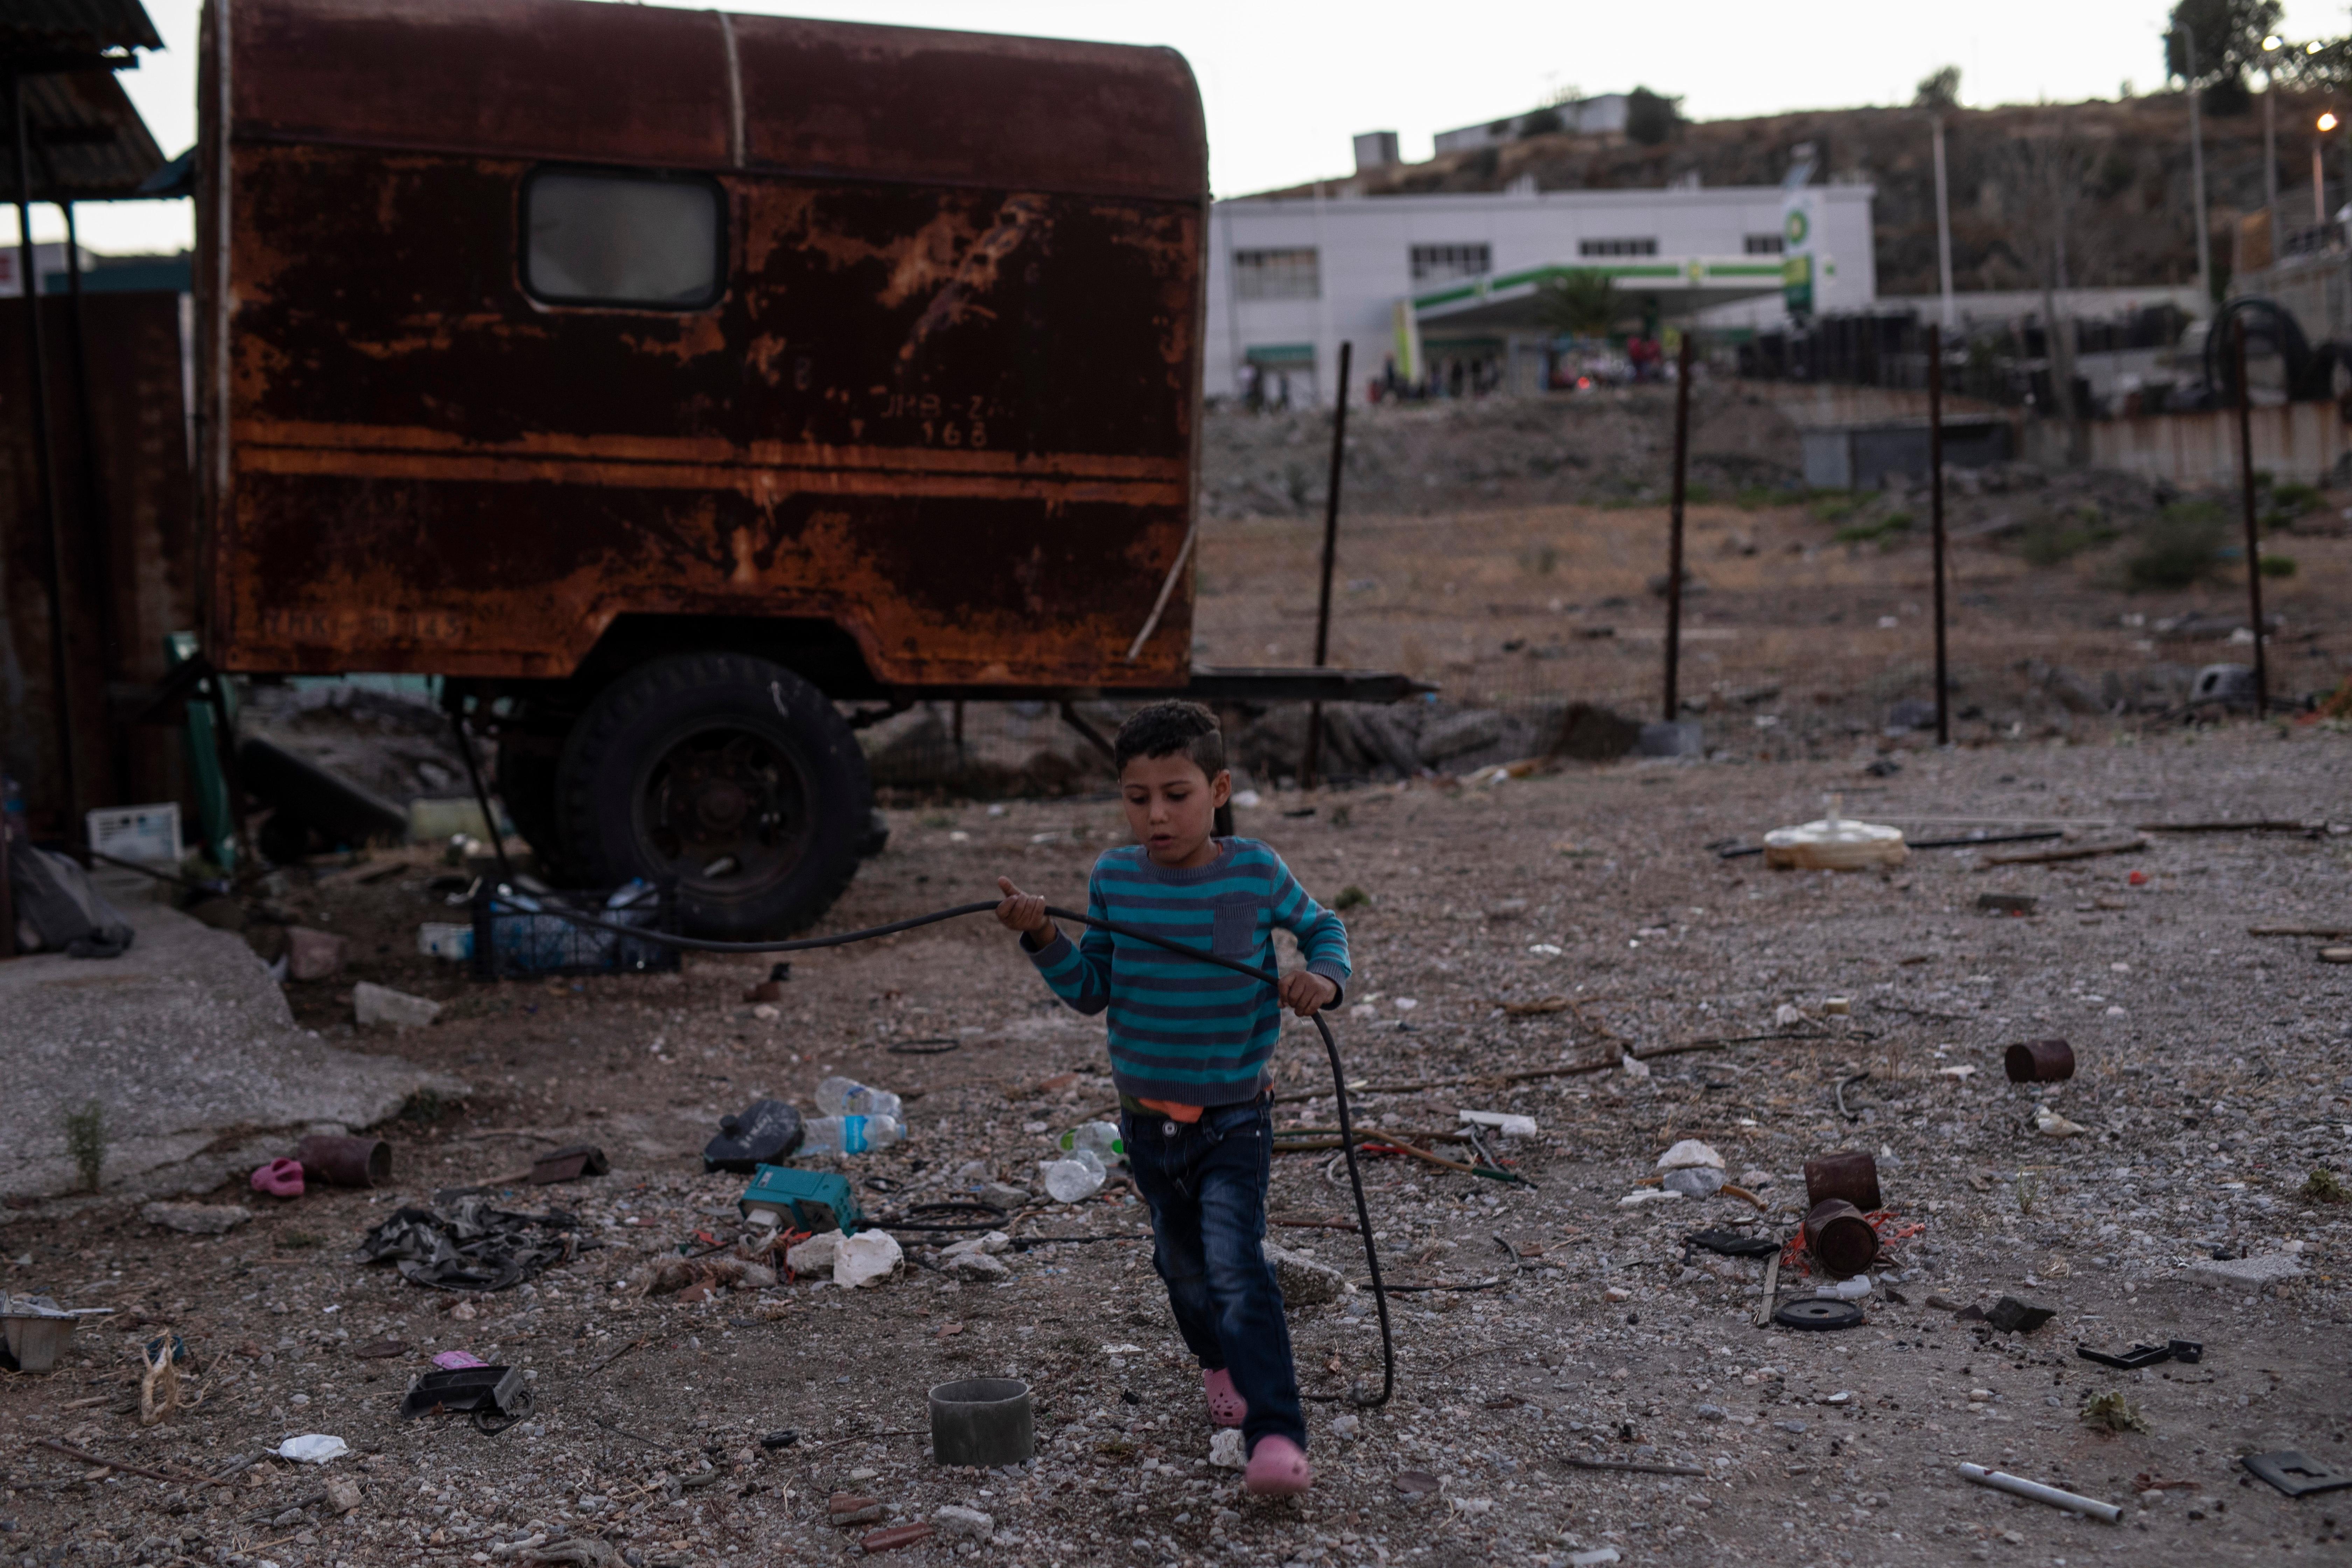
[1120,751,1231,867]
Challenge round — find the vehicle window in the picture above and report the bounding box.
[523,169,721,309]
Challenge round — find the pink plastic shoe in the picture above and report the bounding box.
[250,1158,304,1198]
[1244,1434,1313,1497]
[1202,1367,1246,1428]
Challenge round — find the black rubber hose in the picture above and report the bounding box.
[485,893,1397,1408]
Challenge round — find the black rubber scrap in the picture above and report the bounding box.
[1687,1229,1779,1259]
[1983,1296,2055,1334]
[1773,1297,1865,1331]
[704,1099,805,1173]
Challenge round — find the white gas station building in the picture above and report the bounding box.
[1203,179,1878,405]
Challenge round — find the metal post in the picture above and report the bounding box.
[2185,30,2214,309]
[11,70,78,834]
[1301,339,1352,788]
[62,201,123,802]
[1928,324,1950,746]
[1932,114,1955,330]
[2233,317,2268,718]
[1662,330,1694,722]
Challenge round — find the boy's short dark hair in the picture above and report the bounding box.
[1113,700,1225,779]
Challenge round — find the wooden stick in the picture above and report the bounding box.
[2248,922,2352,937]
[1980,835,2147,867]
[1558,1455,1707,1478]
[1754,1249,1782,1329]
[29,1437,209,1485]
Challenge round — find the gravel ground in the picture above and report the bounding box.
[5,723,2351,1568]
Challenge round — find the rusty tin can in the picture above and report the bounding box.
[1802,1198,1881,1279]
[2004,1039,2075,1083]
[295,1134,392,1188]
[1804,1150,1883,1213]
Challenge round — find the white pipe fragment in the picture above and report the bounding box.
[1958,1463,2122,1523]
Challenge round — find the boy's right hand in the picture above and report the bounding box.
[995,877,1054,942]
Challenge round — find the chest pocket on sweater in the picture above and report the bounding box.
[1210,895,1261,959]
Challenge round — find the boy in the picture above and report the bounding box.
[996,700,1348,1497]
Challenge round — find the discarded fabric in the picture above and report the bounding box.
[275,1434,350,1464]
[357,1199,594,1292]
[1656,1139,1725,1170]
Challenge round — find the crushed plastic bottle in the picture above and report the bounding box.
[1041,1148,1106,1203]
[1057,1120,1124,1162]
[814,1076,905,1121]
[799,1114,904,1156]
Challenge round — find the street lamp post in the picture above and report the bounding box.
[2319,112,2339,225]
[2263,34,2283,256]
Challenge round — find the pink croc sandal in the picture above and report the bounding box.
[251,1158,304,1198]
[1244,1433,1313,1497]
[1202,1367,1246,1429]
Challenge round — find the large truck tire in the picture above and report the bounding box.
[555,653,872,939]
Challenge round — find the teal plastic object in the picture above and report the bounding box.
[739,1165,862,1236]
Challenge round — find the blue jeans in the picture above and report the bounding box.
[1121,1094,1305,1452]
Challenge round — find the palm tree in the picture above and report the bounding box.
[1536,270,1619,340]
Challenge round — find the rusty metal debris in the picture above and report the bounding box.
[1801,1199,1881,1278]
[2005,1038,2077,1082]
[1803,1150,1883,1212]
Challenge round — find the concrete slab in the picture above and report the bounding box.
[0,901,463,1201]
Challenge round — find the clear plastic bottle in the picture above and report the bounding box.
[1042,1147,1106,1202]
[799,1114,905,1156]
[814,1076,905,1121]
[1057,1120,1124,1162]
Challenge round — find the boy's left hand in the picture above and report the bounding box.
[1279,971,1339,1018]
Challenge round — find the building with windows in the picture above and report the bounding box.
[1204,180,1877,405]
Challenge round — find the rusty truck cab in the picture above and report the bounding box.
[199,0,1206,933]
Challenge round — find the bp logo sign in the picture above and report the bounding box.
[1784,208,1811,247]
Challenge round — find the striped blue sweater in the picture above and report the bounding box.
[1022,838,1351,1107]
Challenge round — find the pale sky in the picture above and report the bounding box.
[28,0,2352,256]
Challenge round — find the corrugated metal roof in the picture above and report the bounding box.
[1,70,169,201]
[0,0,164,56]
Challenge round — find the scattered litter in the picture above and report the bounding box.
[2077,1339,2200,1370]
[1983,1296,2055,1334]
[1618,1189,1683,1208]
[2322,946,2352,965]
[2241,1451,2352,1498]
[352,980,442,1029]
[786,1231,841,1275]
[803,1113,905,1155]
[1057,1120,1125,1161]
[1773,1297,1864,1331]
[741,1166,862,1235]
[432,1350,489,1370]
[274,1434,350,1464]
[1687,1230,1778,1259]
[816,1075,906,1121]
[1811,1275,1872,1301]
[1211,1429,1247,1470]
[1763,798,1906,871]
[1803,1151,1882,1211]
[400,1364,533,1434]
[1657,1139,1725,1171]
[250,1158,305,1199]
[357,1199,595,1292]
[1567,1549,1622,1567]
[1041,1148,1107,1203]
[296,1134,392,1188]
[2006,1038,2076,1083]
[1661,1166,1725,1197]
[2078,1390,2152,1433]
[1958,1463,2122,1522]
[1976,893,2038,915]
[141,1202,250,1235]
[1459,1110,1539,1139]
[527,1143,608,1185]
[833,1230,904,1288]
[860,1524,934,1554]
[760,1429,799,1450]
[703,1100,806,1173]
[1801,1198,1879,1278]
[1936,1064,1976,1080]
